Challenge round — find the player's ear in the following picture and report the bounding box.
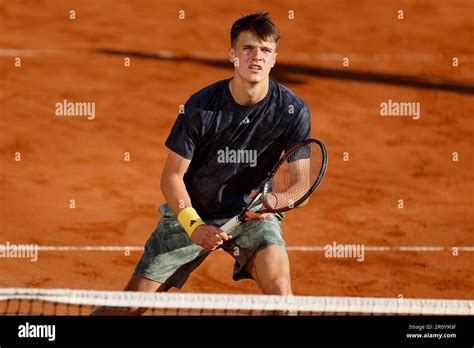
[228,48,240,68]
[228,48,236,64]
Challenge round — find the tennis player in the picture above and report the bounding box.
[97,12,311,314]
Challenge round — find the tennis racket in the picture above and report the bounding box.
[220,138,328,234]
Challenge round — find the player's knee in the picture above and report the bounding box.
[264,275,292,295]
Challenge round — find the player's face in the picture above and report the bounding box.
[228,31,277,84]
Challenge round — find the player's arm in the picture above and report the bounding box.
[161,150,232,250]
[160,150,193,214]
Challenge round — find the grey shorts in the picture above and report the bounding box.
[134,204,286,290]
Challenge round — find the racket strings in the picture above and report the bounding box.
[265,142,323,210]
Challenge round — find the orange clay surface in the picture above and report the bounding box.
[1,0,473,299]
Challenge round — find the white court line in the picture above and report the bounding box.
[34,245,474,252]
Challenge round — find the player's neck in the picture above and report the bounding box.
[229,76,269,106]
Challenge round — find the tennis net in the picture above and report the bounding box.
[1,288,473,316]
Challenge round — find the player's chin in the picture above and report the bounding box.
[243,73,267,84]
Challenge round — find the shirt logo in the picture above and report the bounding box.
[241,117,250,125]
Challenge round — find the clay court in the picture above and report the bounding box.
[1,0,473,302]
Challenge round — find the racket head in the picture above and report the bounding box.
[260,138,327,213]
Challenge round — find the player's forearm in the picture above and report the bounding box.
[160,173,192,216]
[161,173,225,244]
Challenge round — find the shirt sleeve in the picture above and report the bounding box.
[165,100,202,160]
[284,102,312,152]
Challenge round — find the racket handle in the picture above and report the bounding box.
[220,215,242,234]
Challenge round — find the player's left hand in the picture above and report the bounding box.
[245,189,273,221]
[245,210,273,221]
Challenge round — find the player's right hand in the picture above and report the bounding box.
[191,224,232,251]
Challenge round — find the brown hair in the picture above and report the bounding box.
[230,12,281,47]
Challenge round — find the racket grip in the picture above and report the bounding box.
[220,215,242,234]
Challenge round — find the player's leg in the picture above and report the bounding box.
[123,274,164,292]
[91,275,163,315]
[220,213,291,295]
[245,245,292,295]
[92,204,209,315]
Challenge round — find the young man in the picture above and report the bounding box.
[99,12,311,313]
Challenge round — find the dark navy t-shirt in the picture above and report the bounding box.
[165,78,311,219]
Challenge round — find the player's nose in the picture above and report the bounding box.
[250,47,264,61]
